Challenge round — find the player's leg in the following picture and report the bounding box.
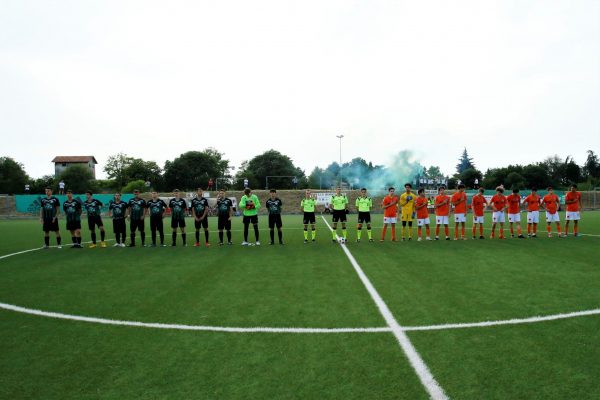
[356,221,363,241]
[89,217,97,247]
[181,222,187,246]
[226,220,232,244]
[277,216,283,244]
[203,219,210,245]
[242,217,250,244]
[150,217,157,246]
[195,220,201,246]
[381,221,388,241]
[341,219,347,241]
[269,216,275,244]
[402,219,407,240]
[252,216,260,244]
[391,222,396,241]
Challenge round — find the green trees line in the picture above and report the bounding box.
[1,148,599,194]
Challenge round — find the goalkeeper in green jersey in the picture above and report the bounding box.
[330,187,349,243]
[355,188,373,242]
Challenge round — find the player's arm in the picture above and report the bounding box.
[254,196,261,210]
[108,203,113,218]
[201,202,209,220]
[228,202,233,220]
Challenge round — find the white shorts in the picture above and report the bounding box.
[383,217,397,224]
[454,213,466,223]
[508,213,521,223]
[473,216,484,224]
[417,218,430,226]
[565,211,580,221]
[546,212,560,223]
[492,212,505,223]
[436,216,449,225]
[527,211,539,224]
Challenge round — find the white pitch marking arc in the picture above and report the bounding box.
[0,246,598,335]
[0,302,598,334]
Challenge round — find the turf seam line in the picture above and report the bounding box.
[321,217,448,400]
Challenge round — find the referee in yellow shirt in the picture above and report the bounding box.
[330,187,349,243]
[355,188,373,242]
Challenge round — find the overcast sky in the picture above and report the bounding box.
[1,0,599,180]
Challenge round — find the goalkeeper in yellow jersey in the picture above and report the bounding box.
[399,183,417,240]
[355,188,373,242]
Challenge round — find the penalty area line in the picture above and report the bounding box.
[321,216,448,400]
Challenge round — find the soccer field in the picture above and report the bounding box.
[1,213,599,399]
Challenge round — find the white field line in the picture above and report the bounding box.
[322,217,448,400]
[403,309,600,331]
[0,302,390,333]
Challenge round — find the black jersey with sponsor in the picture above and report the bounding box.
[128,198,147,220]
[41,197,60,220]
[63,199,82,223]
[216,198,233,217]
[191,197,209,217]
[147,199,168,217]
[266,198,283,215]
[109,200,128,220]
[83,199,103,218]
[169,198,187,220]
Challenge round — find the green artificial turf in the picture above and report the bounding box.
[0,212,598,399]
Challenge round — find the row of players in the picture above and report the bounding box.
[38,183,583,248]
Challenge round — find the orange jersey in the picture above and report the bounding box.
[565,191,581,212]
[415,197,429,219]
[382,195,399,217]
[451,192,468,214]
[523,194,541,212]
[506,193,521,214]
[435,195,450,216]
[542,194,559,214]
[470,194,487,217]
[490,194,507,211]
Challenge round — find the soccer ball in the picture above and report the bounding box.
[245,200,255,210]
[338,237,346,244]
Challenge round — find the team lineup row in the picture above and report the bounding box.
[37,183,584,248]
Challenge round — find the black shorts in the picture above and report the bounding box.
[357,212,371,224]
[66,220,81,231]
[194,218,209,230]
[87,216,103,230]
[171,218,186,229]
[150,216,164,232]
[113,218,126,234]
[43,219,59,232]
[332,210,347,223]
[303,212,316,224]
[218,215,231,230]
[130,219,145,232]
[268,214,282,229]
[243,215,258,225]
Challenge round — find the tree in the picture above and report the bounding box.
[30,175,56,194]
[505,172,526,190]
[235,149,304,189]
[124,159,163,190]
[521,164,551,189]
[104,153,135,189]
[583,150,599,180]
[458,168,483,188]
[122,180,147,194]
[59,165,96,193]
[563,157,581,185]
[0,157,29,194]
[456,148,476,174]
[164,148,230,191]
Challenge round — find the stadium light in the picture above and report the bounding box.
[336,134,344,186]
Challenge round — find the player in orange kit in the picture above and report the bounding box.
[522,188,542,237]
[563,184,582,237]
[542,187,563,237]
[506,188,525,239]
[415,188,431,241]
[434,186,451,240]
[451,184,468,240]
[381,187,399,241]
[470,188,488,239]
[490,186,507,239]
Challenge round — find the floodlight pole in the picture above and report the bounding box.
[336,134,344,187]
